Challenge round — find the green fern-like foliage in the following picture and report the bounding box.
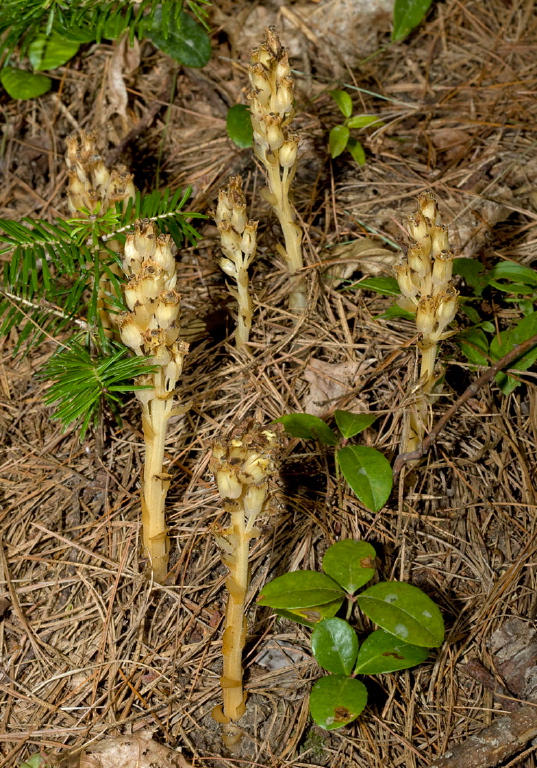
[0,0,210,60]
[0,187,205,437]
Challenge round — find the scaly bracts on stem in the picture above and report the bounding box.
[248,27,306,310]
[115,219,189,583]
[215,177,258,352]
[395,193,458,454]
[210,423,281,748]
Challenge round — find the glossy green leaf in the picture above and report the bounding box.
[490,312,537,393]
[147,9,211,68]
[312,618,359,675]
[379,304,416,321]
[347,276,400,295]
[346,115,384,129]
[273,413,339,446]
[356,582,444,647]
[28,32,79,70]
[334,411,377,439]
[55,24,98,43]
[336,446,392,512]
[488,261,537,288]
[0,67,51,99]
[275,597,345,625]
[329,125,350,159]
[458,303,482,325]
[456,327,489,366]
[226,104,253,148]
[453,258,488,296]
[354,629,429,674]
[273,608,320,629]
[322,540,376,593]
[310,675,367,730]
[392,0,434,42]
[258,571,345,612]
[329,89,353,118]
[346,137,366,165]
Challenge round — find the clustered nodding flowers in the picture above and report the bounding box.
[247,27,304,304]
[211,427,280,530]
[115,219,188,401]
[395,193,458,355]
[66,130,135,215]
[215,176,258,351]
[248,28,298,172]
[210,423,282,746]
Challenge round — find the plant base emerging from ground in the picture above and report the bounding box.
[258,540,444,730]
[395,193,458,454]
[210,422,281,748]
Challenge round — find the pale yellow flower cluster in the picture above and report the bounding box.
[115,219,188,583]
[248,27,305,308]
[65,130,134,214]
[210,424,281,747]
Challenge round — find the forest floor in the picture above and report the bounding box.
[2,0,537,766]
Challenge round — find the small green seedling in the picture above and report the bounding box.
[274,410,392,512]
[328,90,384,166]
[258,540,444,730]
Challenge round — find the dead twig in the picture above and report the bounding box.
[393,333,537,478]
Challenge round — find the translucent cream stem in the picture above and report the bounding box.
[141,393,171,583]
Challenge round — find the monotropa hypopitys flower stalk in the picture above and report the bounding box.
[215,176,258,353]
[395,193,459,454]
[248,28,306,310]
[210,423,281,748]
[115,219,188,583]
[66,131,135,336]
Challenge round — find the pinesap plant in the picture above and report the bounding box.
[258,540,444,730]
[274,410,392,512]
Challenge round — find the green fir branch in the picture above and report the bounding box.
[40,340,158,439]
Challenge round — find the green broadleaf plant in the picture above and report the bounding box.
[274,410,392,512]
[328,90,385,165]
[0,0,211,100]
[258,540,444,730]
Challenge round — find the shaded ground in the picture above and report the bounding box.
[1,0,537,766]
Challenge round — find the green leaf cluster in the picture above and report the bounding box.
[258,540,444,730]
[273,410,392,512]
[328,90,385,166]
[0,0,211,99]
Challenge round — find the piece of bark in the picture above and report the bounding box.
[426,706,537,768]
[425,619,537,768]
